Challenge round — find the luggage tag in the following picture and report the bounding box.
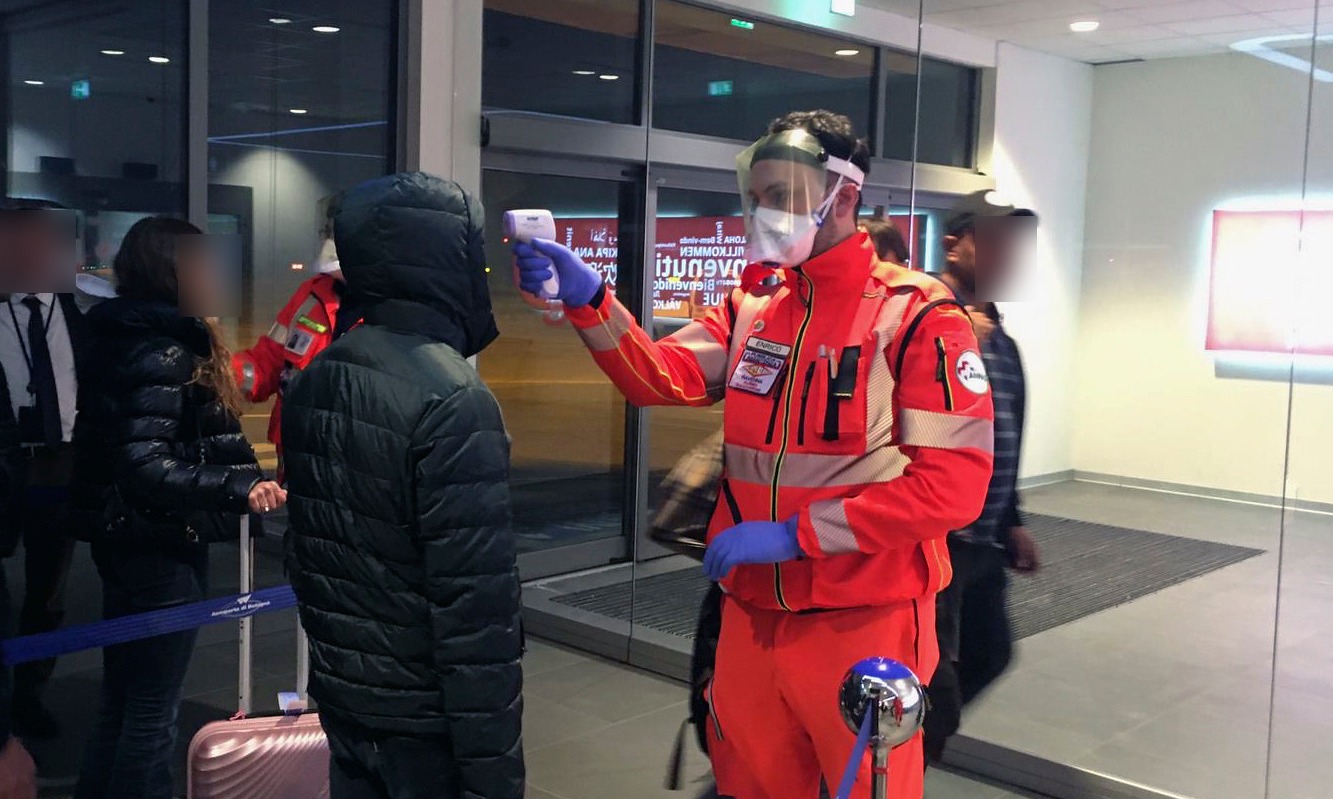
[727,336,792,396]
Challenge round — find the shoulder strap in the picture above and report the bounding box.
[892,298,968,380]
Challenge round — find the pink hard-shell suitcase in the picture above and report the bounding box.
[187,516,331,798]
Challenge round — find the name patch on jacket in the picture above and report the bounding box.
[728,336,791,396]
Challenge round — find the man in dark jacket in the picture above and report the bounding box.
[283,172,523,799]
[0,364,36,799]
[0,199,88,739]
[924,190,1040,764]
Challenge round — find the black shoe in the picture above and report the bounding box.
[12,698,60,739]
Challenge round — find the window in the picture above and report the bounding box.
[208,1,397,343]
[483,0,640,124]
[883,55,979,168]
[653,1,874,142]
[5,1,186,261]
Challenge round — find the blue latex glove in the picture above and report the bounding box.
[703,518,803,582]
[512,238,603,308]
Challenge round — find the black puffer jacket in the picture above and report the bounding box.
[283,173,522,799]
[72,299,261,543]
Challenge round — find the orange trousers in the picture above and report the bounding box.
[706,596,938,799]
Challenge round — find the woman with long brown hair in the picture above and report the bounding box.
[71,216,285,799]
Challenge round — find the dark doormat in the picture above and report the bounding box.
[549,514,1264,642]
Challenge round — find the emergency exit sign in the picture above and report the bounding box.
[708,80,733,97]
[70,79,90,99]
[832,0,855,16]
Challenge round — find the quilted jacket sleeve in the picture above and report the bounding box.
[412,384,524,799]
[112,337,258,515]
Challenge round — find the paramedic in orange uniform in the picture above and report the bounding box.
[514,111,995,799]
[232,243,342,481]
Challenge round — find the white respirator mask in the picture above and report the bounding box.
[737,129,865,269]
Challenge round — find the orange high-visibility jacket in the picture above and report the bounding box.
[233,273,342,456]
[566,233,995,611]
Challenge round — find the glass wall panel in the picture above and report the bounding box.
[208,1,396,347]
[1271,6,1333,799]
[5,0,186,258]
[929,0,1310,794]
[483,0,640,124]
[653,0,875,142]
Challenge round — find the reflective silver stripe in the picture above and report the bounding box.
[864,291,916,450]
[575,301,636,352]
[810,498,858,555]
[665,323,729,399]
[725,443,909,489]
[239,361,257,394]
[899,409,994,453]
[267,322,289,344]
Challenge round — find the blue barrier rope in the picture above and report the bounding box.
[1,585,298,666]
[834,704,875,799]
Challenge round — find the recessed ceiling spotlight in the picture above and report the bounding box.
[269,18,292,24]
[573,70,596,76]
[599,74,620,81]
[100,49,125,56]
[23,80,43,86]
[312,25,340,33]
[148,55,170,63]
[1070,20,1100,33]
[835,48,861,56]
[289,108,308,114]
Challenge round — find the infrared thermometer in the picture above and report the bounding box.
[503,209,560,300]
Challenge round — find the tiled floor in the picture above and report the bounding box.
[14,480,1333,798]
[962,481,1329,799]
[521,638,1040,799]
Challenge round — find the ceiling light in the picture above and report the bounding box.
[835,48,861,56]
[269,18,291,24]
[289,108,308,114]
[599,74,620,81]
[23,80,43,86]
[100,49,125,56]
[148,56,170,64]
[572,70,596,76]
[312,25,340,33]
[1070,20,1100,33]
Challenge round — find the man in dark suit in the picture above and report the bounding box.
[0,198,88,740]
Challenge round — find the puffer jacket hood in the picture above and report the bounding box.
[334,171,498,357]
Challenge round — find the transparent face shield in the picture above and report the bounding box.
[737,128,865,267]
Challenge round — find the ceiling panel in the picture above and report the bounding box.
[861,0,1323,64]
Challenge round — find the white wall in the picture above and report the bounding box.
[990,43,1094,482]
[1074,51,1333,502]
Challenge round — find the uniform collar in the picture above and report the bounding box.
[9,293,54,307]
[795,232,874,288]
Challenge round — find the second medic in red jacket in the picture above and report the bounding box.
[513,110,995,799]
[233,210,344,481]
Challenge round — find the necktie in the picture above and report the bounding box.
[21,296,62,448]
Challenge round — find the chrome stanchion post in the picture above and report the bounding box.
[238,514,253,716]
[838,657,927,799]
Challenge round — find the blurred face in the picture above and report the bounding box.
[0,211,76,294]
[176,235,240,317]
[945,217,1034,300]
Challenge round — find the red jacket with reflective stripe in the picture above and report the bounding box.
[232,273,342,457]
[566,233,994,611]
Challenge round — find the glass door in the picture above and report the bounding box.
[479,157,645,582]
